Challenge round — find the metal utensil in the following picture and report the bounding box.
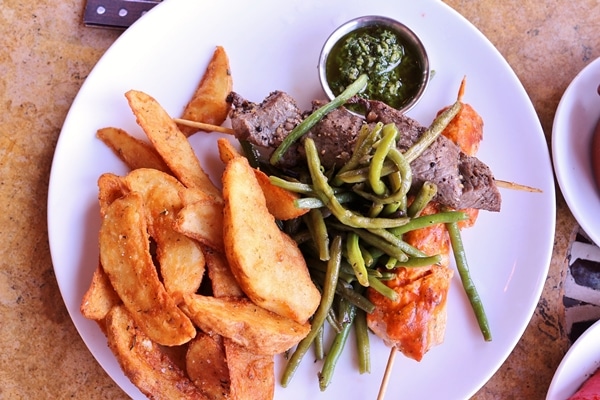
[83,0,161,29]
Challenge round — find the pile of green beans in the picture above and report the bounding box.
[242,80,491,389]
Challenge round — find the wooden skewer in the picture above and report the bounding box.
[494,179,542,193]
[377,347,397,400]
[173,118,236,135]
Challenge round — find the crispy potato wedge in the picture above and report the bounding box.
[175,199,224,252]
[216,137,242,163]
[97,126,171,173]
[122,168,205,302]
[222,156,320,323]
[145,186,205,303]
[181,294,310,355]
[217,138,307,221]
[125,89,221,199]
[178,46,233,137]
[98,172,126,217]
[203,247,244,298]
[105,305,207,400]
[203,245,274,399]
[99,192,195,346]
[80,262,121,321]
[186,332,230,400]
[253,168,308,221]
[224,339,274,400]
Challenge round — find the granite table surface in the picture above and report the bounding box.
[1,0,597,398]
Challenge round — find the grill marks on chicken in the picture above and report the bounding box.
[227,92,501,212]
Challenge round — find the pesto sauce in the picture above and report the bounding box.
[326,25,423,110]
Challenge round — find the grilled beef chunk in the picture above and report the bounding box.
[228,91,304,166]
[227,92,501,212]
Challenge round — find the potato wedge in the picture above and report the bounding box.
[105,305,207,400]
[97,126,171,173]
[145,186,205,303]
[125,89,221,199]
[178,46,233,137]
[203,247,244,298]
[216,137,242,163]
[253,168,308,221]
[217,138,307,220]
[80,261,121,321]
[122,168,205,302]
[99,192,195,346]
[222,156,320,323]
[186,332,230,400]
[97,172,126,217]
[175,199,224,252]
[224,339,274,400]
[181,294,310,355]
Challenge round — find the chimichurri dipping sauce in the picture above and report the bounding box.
[325,25,424,110]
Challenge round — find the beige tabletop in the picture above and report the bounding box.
[0,0,594,398]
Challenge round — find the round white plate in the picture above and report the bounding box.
[553,57,600,246]
[48,0,556,399]
[547,320,600,399]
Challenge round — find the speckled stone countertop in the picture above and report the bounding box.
[0,0,596,398]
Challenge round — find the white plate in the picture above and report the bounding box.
[47,0,556,399]
[553,57,600,246]
[547,320,600,399]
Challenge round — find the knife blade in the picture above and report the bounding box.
[83,0,162,29]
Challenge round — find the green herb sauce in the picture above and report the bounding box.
[326,25,424,110]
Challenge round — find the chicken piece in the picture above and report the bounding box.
[437,102,483,157]
[438,77,483,158]
[367,203,454,361]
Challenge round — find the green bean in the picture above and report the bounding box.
[281,236,342,387]
[354,308,371,374]
[336,161,397,184]
[403,101,462,164]
[294,192,355,209]
[392,254,442,268]
[382,170,403,215]
[367,275,398,301]
[269,176,350,197]
[319,301,356,391]
[330,223,409,262]
[303,209,330,261]
[389,210,468,236]
[367,228,427,258]
[270,74,368,165]
[292,230,313,246]
[352,148,411,206]
[335,281,375,313]
[407,181,438,218]
[359,243,375,268]
[238,139,260,168]
[333,123,382,185]
[327,306,343,333]
[385,256,398,270]
[305,138,410,229]
[346,232,369,286]
[308,258,356,283]
[314,324,325,360]
[368,124,397,195]
[386,148,412,202]
[446,221,492,342]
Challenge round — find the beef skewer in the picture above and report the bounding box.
[227,90,502,212]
